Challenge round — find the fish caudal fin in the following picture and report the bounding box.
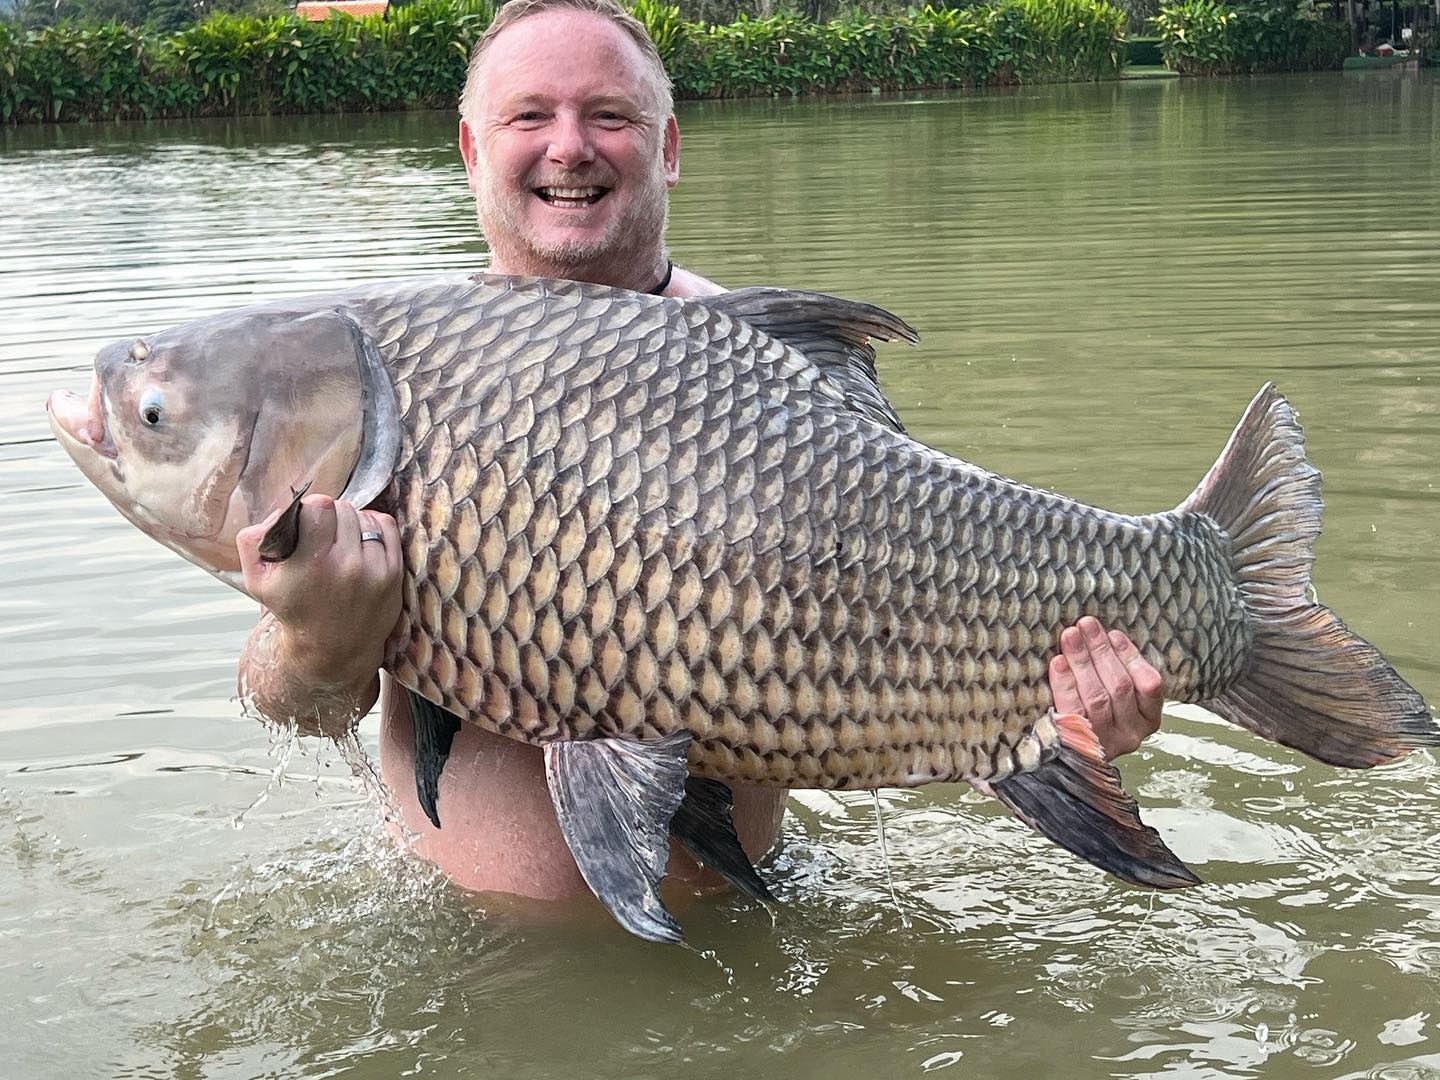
[1178,384,1438,767]
[988,713,1201,889]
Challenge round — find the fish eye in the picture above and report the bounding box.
[139,388,164,427]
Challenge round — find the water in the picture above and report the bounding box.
[3,73,1438,1078]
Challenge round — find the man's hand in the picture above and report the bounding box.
[1048,616,1163,759]
[236,495,403,736]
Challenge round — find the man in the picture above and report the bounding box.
[235,0,1164,903]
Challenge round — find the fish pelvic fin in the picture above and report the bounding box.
[1177,384,1438,767]
[407,689,462,829]
[544,733,691,945]
[669,777,776,904]
[987,713,1201,890]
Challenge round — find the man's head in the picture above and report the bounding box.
[458,0,680,289]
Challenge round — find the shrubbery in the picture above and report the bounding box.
[659,0,1124,97]
[1,0,1125,123]
[1,0,494,121]
[1151,0,1348,74]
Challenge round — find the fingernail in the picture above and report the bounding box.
[1053,657,1070,675]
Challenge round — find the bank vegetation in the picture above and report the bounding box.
[0,0,1361,125]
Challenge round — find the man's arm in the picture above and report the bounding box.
[235,495,402,737]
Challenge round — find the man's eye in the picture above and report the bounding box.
[513,111,546,123]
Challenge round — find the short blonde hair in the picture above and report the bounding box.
[460,0,674,125]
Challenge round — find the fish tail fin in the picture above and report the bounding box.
[987,713,1201,889]
[1177,384,1437,768]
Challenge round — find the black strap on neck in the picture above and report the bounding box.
[647,260,674,296]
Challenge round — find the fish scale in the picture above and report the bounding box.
[372,278,1243,789]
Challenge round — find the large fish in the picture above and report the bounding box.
[47,275,1437,942]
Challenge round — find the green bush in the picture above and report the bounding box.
[669,1,1122,98]
[1152,0,1347,74]
[2,0,493,121]
[2,0,1126,123]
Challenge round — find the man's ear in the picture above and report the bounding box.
[663,115,680,188]
[459,118,481,190]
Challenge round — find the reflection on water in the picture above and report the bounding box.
[2,74,1439,1078]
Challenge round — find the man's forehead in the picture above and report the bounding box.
[480,10,657,108]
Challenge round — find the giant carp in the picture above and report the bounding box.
[47,274,1438,942]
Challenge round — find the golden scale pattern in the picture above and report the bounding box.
[369,278,1251,790]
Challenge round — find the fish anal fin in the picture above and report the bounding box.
[670,777,776,903]
[988,712,1201,890]
[544,733,691,944]
[256,480,312,562]
[408,689,463,829]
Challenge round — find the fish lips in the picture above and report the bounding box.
[47,377,117,463]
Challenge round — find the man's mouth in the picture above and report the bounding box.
[534,186,608,209]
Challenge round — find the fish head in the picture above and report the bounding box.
[47,306,375,588]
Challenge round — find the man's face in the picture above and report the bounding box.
[460,10,680,284]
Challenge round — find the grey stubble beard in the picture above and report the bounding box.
[474,158,671,287]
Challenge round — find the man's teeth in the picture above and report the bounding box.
[538,186,605,206]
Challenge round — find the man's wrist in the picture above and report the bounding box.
[240,619,380,735]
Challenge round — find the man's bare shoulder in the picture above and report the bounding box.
[666,265,725,298]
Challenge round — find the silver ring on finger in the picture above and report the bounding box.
[360,531,384,544]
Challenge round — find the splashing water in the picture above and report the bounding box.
[231,721,299,830]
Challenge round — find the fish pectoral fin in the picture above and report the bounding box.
[543,732,692,945]
[256,480,313,562]
[408,689,463,829]
[987,712,1201,890]
[669,777,776,904]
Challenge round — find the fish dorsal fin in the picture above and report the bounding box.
[702,288,918,434]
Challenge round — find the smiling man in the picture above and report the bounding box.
[236,0,1165,905]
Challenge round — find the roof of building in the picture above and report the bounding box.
[295,0,390,19]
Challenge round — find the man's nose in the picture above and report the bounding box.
[546,114,595,168]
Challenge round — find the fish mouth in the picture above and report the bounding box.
[46,379,116,460]
[533,185,609,209]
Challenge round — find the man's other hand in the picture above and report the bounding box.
[1047,615,1163,759]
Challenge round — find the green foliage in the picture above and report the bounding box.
[0,20,155,119]
[668,1,1123,98]
[626,0,686,69]
[2,0,492,121]
[1152,0,1347,74]
[2,0,1130,123]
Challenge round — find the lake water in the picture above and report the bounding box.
[2,72,1438,1078]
